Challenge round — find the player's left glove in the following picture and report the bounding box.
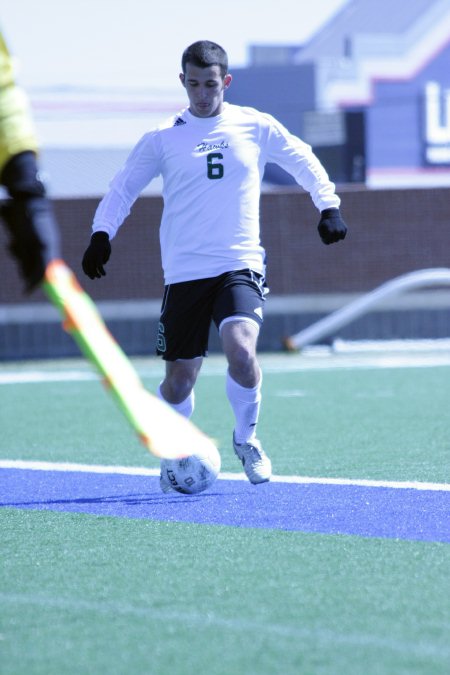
[317,208,348,245]
[0,151,61,291]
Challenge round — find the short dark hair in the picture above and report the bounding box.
[181,41,228,78]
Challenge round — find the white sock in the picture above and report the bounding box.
[226,370,261,444]
[157,384,195,419]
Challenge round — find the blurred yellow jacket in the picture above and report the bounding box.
[0,31,38,173]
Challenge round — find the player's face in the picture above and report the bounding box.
[180,64,232,117]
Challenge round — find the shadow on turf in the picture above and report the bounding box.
[1,490,226,508]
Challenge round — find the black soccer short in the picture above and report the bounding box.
[156,269,268,361]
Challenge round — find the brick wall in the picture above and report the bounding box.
[1,186,449,304]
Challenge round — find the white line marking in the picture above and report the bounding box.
[275,390,307,398]
[0,592,448,657]
[1,459,449,492]
[1,349,450,386]
[0,459,158,476]
[0,371,97,385]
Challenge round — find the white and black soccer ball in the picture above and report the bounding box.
[160,445,221,495]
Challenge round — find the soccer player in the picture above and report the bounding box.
[0,31,60,291]
[82,40,347,488]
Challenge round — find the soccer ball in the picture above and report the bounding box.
[160,444,221,495]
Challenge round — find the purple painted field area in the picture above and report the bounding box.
[1,468,449,543]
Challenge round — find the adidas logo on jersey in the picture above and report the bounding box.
[173,117,186,126]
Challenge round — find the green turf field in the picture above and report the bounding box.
[1,352,449,675]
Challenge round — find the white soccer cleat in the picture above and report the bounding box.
[233,433,272,484]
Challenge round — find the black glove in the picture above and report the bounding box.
[317,208,348,245]
[0,152,61,292]
[1,198,60,291]
[82,231,111,279]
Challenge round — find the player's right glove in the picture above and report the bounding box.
[82,231,111,279]
[317,208,348,245]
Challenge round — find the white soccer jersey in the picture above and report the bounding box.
[92,102,340,284]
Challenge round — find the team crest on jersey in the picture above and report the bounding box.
[173,117,186,126]
[195,140,229,153]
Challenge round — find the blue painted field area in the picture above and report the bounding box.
[1,468,448,543]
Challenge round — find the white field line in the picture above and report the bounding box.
[1,592,448,658]
[1,350,450,386]
[0,371,98,384]
[1,459,449,492]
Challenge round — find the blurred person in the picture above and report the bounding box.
[0,30,60,291]
[82,40,347,489]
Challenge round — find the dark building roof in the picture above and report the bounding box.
[295,0,439,62]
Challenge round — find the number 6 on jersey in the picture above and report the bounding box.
[207,152,224,179]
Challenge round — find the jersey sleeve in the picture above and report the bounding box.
[0,32,39,173]
[92,131,162,238]
[264,114,340,212]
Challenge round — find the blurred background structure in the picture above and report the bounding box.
[229,0,450,187]
[1,0,450,358]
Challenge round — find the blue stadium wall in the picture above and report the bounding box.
[365,41,450,171]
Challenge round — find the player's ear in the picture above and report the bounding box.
[224,74,232,89]
[179,73,185,87]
